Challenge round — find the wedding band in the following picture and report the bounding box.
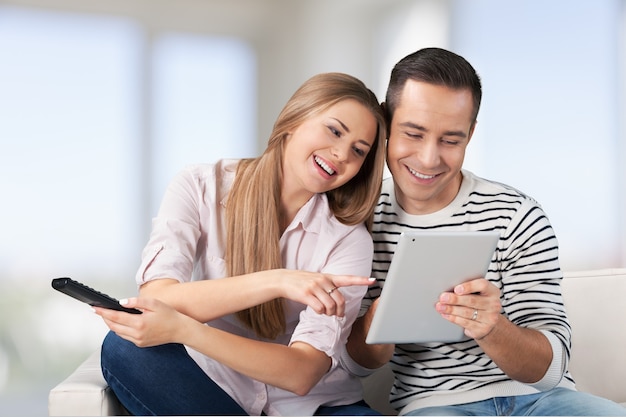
[327,286,337,295]
[471,309,478,321]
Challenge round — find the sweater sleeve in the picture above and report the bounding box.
[497,198,571,387]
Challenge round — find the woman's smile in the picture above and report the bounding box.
[314,155,337,177]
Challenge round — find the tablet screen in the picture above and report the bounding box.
[366,231,499,344]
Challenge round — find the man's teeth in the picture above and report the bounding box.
[315,156,335,175]
[408,167,435,179]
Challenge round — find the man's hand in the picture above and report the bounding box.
[436,277,552,382]
[435,277,501,340]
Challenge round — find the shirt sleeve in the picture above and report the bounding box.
[135,166,207,286]
[289,224,373,359]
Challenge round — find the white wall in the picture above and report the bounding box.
[451,0,625,270]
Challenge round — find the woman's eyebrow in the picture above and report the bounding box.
[331,117,372,148]
[331,117,350,133]
[358,139,372,148]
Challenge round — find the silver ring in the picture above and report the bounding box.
[471,309,478,321]
[327,286,337,295]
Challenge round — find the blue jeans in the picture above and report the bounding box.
[101,331,380,416]
[404,388,626,416]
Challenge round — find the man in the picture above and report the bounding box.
[342,47,626,416]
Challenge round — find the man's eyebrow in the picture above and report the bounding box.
[399,121,467,138]
[332,117,372,148]
[399,121,427,132]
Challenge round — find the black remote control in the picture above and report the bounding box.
[51,277,142,314]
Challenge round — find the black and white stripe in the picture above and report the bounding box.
[363,172,572,410]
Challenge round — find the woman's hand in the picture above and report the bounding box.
[94,297,196,348]
[276,270,375,317]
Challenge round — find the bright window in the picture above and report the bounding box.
[0,6,256,413]
[151,34,257,212]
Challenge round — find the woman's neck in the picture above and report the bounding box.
[279,189,314,233]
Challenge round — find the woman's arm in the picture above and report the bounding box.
[96,297,332,395]
[139,271,374,322]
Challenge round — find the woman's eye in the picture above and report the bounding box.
[353,146,366,157]
[328,126,341,137]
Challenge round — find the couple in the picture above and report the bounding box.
[95,48,625,416]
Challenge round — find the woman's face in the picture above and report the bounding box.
[282,99,377,202]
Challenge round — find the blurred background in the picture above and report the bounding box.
[0,0,624,414]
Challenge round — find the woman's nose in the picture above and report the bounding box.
[331,143,349,162]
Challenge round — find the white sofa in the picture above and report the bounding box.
[49,269,626,416]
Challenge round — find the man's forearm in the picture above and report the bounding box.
[346,313,395,369]
[477,315,552,383]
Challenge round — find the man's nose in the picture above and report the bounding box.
[417,140,440,168]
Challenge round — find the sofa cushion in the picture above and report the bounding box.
[48,350,127,416]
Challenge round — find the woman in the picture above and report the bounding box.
[96,72,386,416]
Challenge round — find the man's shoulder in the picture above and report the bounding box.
[463,170,539,205]
[379,176,396,202]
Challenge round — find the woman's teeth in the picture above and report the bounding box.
[315,156,335,175]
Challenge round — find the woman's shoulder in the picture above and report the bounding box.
[180,159,239,178]
[166,160,240,206]
[175,159,239,188]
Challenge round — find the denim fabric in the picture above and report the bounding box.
[101,331,381,416]
[316,400,382,416]
[101,331,247,415]
[404,388,626,416]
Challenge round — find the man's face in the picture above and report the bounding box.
[386,80,476,215]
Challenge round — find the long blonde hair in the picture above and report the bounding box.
[225,73,386,339]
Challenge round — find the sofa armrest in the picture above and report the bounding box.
[48,349,126,416]
[562,268,626,406]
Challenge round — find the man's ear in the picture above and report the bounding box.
[467,119,478,143]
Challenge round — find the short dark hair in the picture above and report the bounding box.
[385,47,482,124]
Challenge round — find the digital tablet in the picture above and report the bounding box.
[365,231,500,344]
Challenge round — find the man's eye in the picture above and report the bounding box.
[406,132,422,139]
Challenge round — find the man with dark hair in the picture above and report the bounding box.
[343,47,625,416]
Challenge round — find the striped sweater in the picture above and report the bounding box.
[362,171,576,413]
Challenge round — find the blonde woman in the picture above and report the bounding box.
[96,72,386,416]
